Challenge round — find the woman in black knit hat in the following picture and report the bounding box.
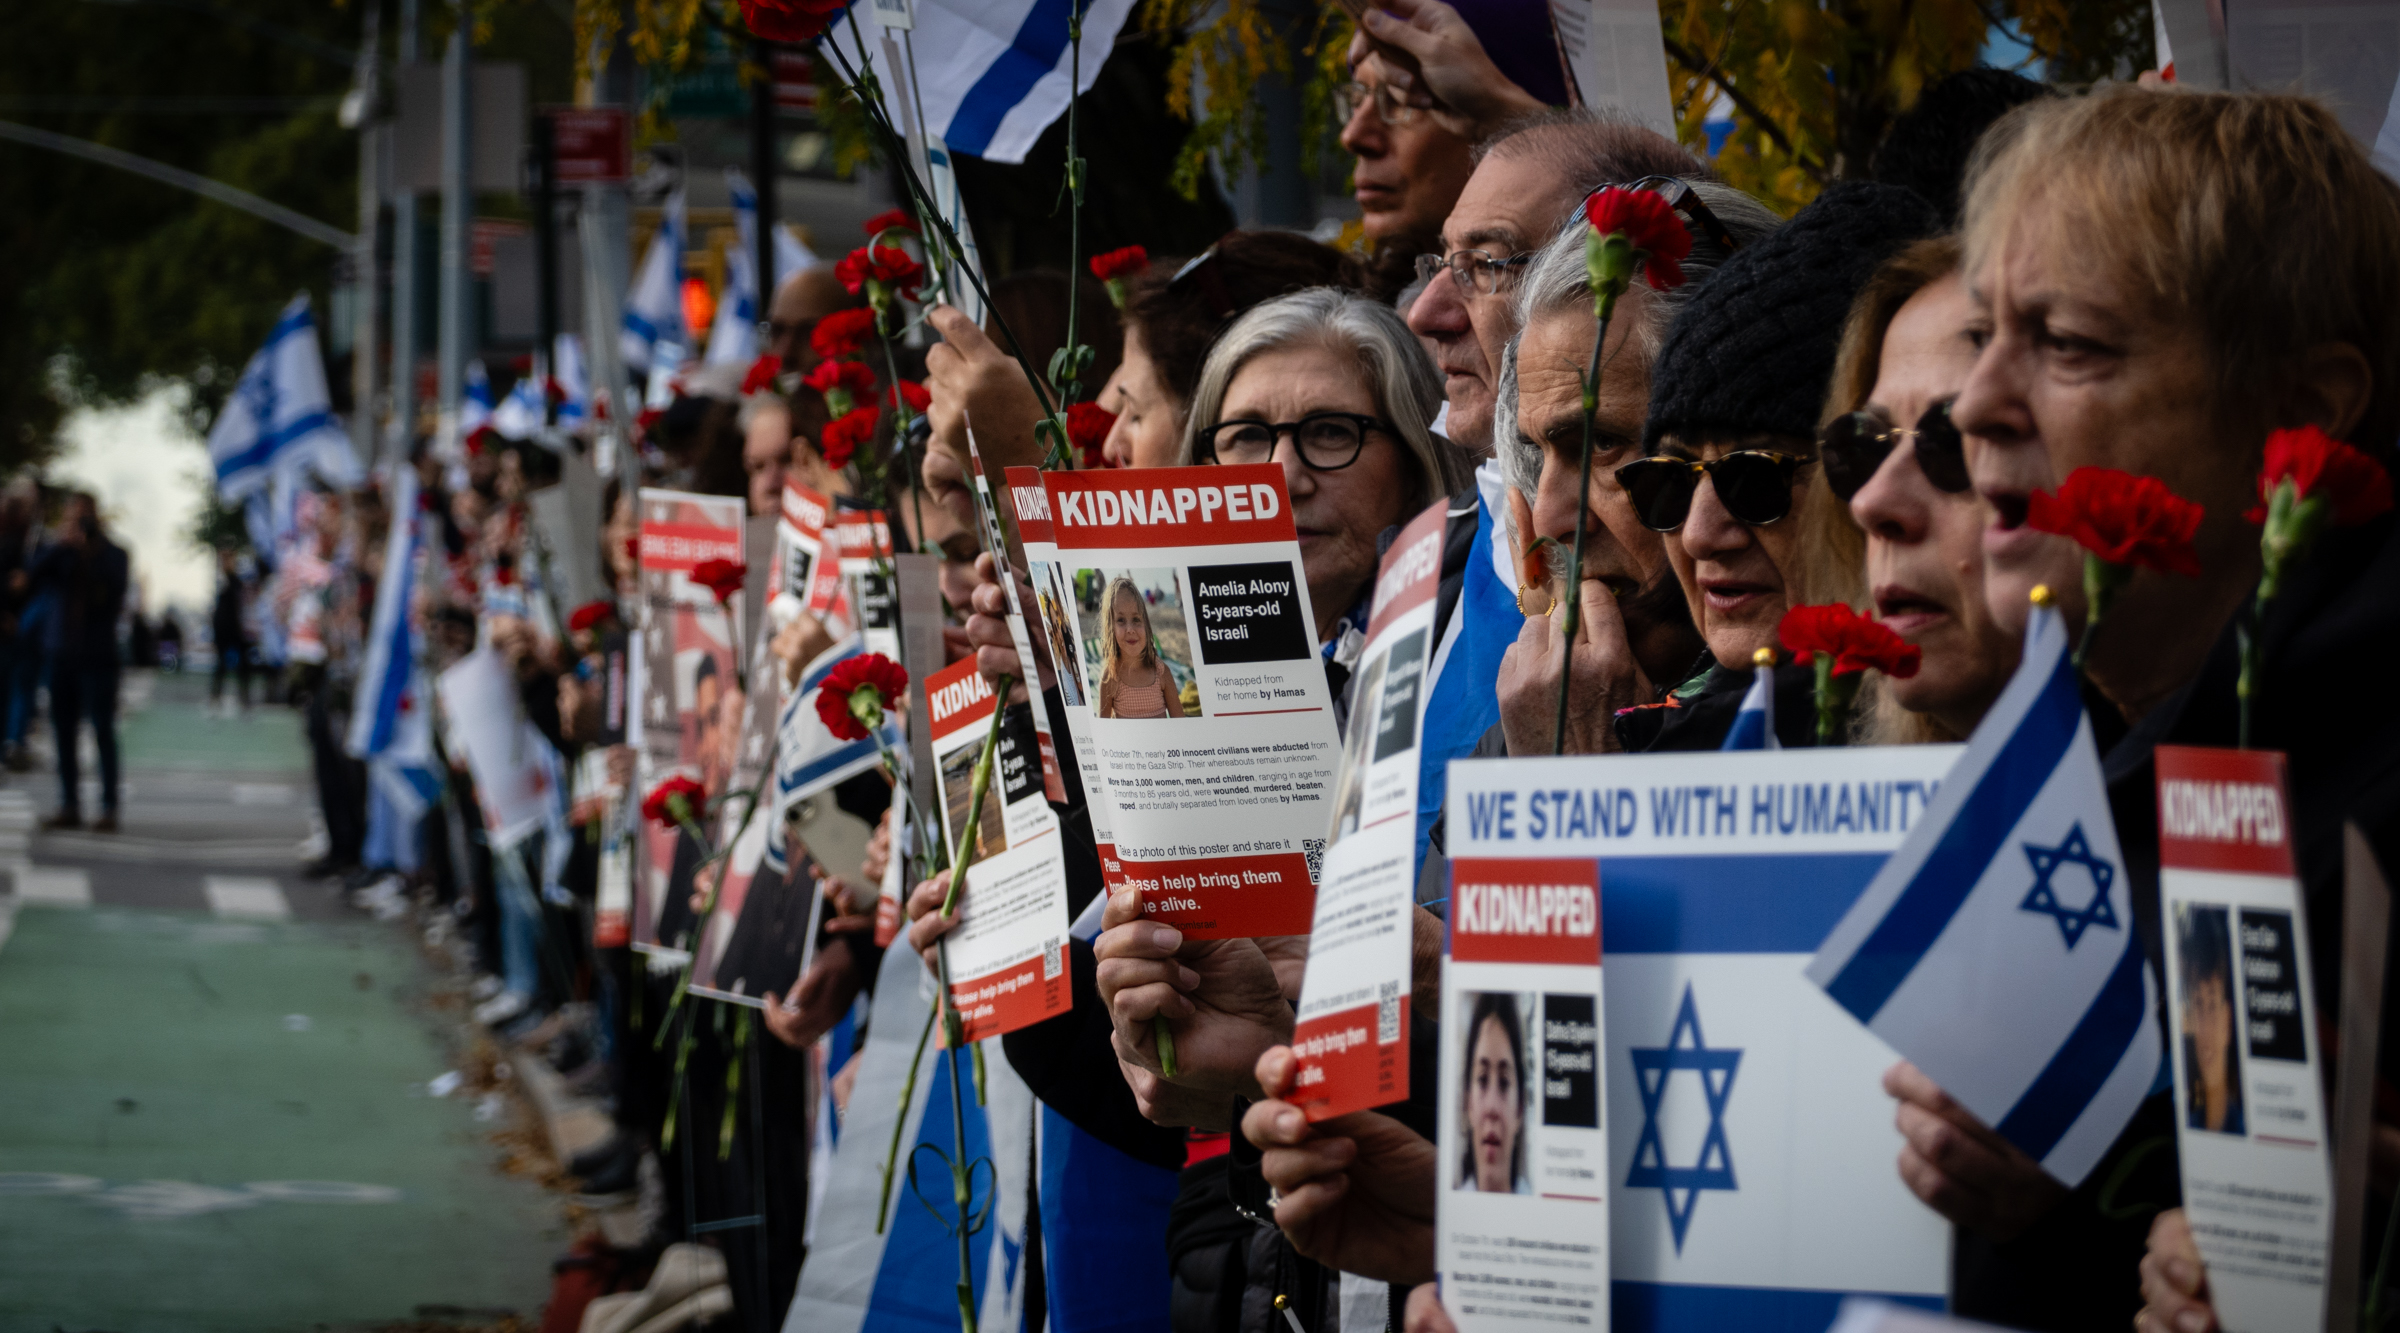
[1612,180,1941,751]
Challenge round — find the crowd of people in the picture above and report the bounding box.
[243,3,2400,1330]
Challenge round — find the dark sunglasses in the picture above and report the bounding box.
[1614,450,1812,532]
[1819,399,1971,501]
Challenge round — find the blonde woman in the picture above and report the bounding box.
[1094,576,1186,719]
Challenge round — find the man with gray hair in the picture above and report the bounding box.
[1491,179,1780,754]
[1405,109,1707,458]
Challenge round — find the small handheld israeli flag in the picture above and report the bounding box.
[206,293,350,501]
[461,360,495,438]
[1719,659,1780,752]
[1807,600,2160,1184]
[621,189,687,374]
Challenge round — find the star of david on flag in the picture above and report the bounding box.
[1806,602,2161,1185]
[1626,984,1741,1251]
[2020,823,2119,948]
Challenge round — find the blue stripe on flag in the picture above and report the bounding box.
[1821,650,2082,1022]
[1601,854,1886,954]
[216,409,335,483]
[1613,1281,1942,1330]
[1992,935,2150,1160]
[946,0,1076,156]
[780,737,887,795]
[1039,1104,1174,1333]
[867,1053,992,1333]
[1416,495,1508,878]
[622,309,659,343]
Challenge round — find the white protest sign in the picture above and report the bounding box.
[2155,745,2333,1332]
[1445,747,1957,1329]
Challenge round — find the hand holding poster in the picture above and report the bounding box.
[921,654,1072,1041]
[1040,464,1340,937]
[1006,466,1122,894]
[2155,745,2333,1332]
[1290,501,1445,1119]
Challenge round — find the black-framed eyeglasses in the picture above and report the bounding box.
[1197,411,1392,470]
[1819,399,1971,501]
[1586,175,1745,259]
[1614,450,1812,531]
[1414,249,1532,296]
[1333,80,1419,128]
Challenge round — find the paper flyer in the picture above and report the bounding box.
[1006,466,1123,890]
[1443,748,1957,1330]
[1289,501,1445,1120]
[835,508,898,661]
[689,792,777,1007]
[776,478,833,622]
[963,427,1067,805]
[632,488,745,954]
[2155,745,2332,1332]
[920,655,1073,1042]
[435,647,560,846]
[1039,463,1339,938]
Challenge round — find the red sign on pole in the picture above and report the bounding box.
[772,52,818,114]
[545,107,630,184]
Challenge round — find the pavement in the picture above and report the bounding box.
[0,669,567,1332]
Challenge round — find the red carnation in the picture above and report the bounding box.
[2245,425,2393,527]
[635,406,664,438]
[1090,246,1148,283]
[889,380,931,417]
[803,358,877,397]
[864,208,919,238]
[816,652,909,741]
[821,405,879,469]
[466,424,501,456]
[1065,401,1117,469]
[740,353,784,397]
[690,559,746,605]
[1583,186,1692,292]
[2025,467,2204,577]
[811,308,877,361]
[738,0,845,43]
[567,600,616,634]
[642,774,708,829]
[834,245,925,304]
[1778,603,1922,679]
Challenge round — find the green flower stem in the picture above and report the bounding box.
[1552,311,1612,756]
[2074,553,2132,673]
[876,1000,940,1233]
[936,675,1013,1106]
[822,29,1057,421]
[946,1039,979,1333]
[720,1008,750,1161]
[2241,483,2328,750]
[1812,658,1860,747]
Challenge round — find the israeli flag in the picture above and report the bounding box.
[461,360,495,438]
[727,168,819,291]
[862,0,1137,165]
[489,374,546,441]
[348,464,424,759]
[1415,462,1513,881]
[206,293,351,501]
[775,635,903,817]
[552,334,589,425]
[1718,669,1779,751]
[1808,603,2161,1186]
[1037,1106,1177,1333]
[621,189,687,374]
[704,236,760,369]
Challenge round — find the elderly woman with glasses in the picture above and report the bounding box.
[1609,182,1939,751]
[1181,286,1474,647]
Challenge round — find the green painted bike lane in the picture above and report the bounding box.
[0,904,562,1331]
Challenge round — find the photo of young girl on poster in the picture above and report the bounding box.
[1082,571,1197,719]
[1457,991,1534,1195]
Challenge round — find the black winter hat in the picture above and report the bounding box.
[1642,181,1941,449]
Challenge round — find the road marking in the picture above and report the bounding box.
[231,784,295,806]
[202,876,289,920]
[13,867,91,907]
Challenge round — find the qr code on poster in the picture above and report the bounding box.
[1043,936,1063,980]
[1302,838,1325,883]
[1377,980,1400,1044]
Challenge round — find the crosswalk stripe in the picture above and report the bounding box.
[202,876,290,920]
[13,867,92,908]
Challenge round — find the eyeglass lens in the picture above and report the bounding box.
[1210,414,1373,469]
[1617,453,1803,531]
[1820,400,1969,501]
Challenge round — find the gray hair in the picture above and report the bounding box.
[1495,181,1782,493]
[1179,286,1472,512]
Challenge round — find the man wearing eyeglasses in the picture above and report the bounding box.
[1403,115,1701,456]
[1336,0,1561,265]
[764,265,856,374]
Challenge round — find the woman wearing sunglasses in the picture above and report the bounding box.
[1613,182,1940,751]
[1810,236,2021,743]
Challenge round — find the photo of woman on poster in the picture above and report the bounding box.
[2177,904,2246,1136]
[1092,573,1191,719]
[1032,562,1083,710]
[1458,991,1532,1194]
